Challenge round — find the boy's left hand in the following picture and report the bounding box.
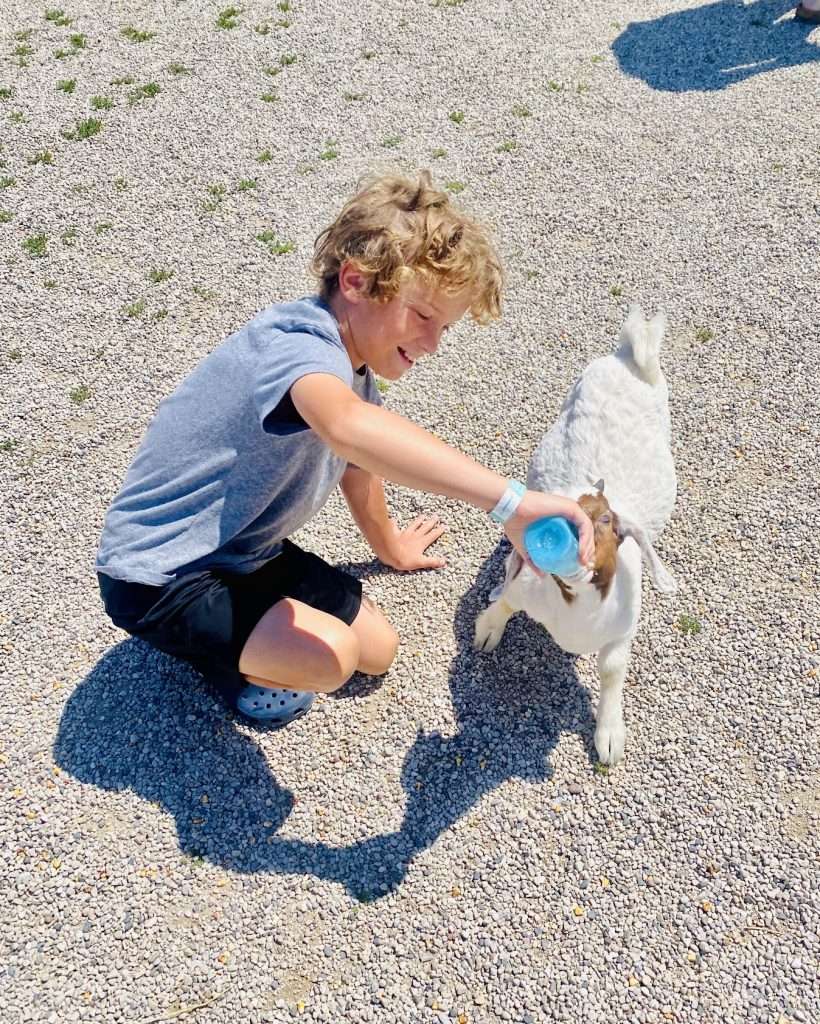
[381,515,447,571]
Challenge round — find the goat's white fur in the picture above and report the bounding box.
[474,306,677,765]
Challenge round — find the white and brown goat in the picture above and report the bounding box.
[474,306,677,765]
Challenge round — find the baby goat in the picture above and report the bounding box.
[474,306,677,765]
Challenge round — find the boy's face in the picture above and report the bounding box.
[333,265,472,381]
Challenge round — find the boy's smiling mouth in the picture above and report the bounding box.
[398,347,415,367]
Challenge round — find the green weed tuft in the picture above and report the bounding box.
[61,116,103,140]
[121,26,155,43]
[128,82,160,104]
[256,230,294,255]
[57,78,76,93]
[148,268,174,284]
[23,233,47,257]
[70,384,91,404]
[216,7,241,30]
[677,614,702,635]
[45,10,73,27]
[91,95,114,110]
[28,150,54,166]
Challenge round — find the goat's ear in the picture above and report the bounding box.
[616,515,677,594]
[593,478,605,494]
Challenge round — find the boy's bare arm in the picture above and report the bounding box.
[339,465,446,571]
[290,372,594,566]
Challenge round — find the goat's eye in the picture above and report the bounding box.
[599,514,611,525]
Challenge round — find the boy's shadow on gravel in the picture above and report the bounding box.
[612,1,819,92]
[55,544,594,899]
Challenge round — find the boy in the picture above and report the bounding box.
[96,171,594,724]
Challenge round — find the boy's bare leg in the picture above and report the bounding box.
[349,595,399,675]
[239,596,398,694]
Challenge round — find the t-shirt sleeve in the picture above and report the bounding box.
[361,367,384,408]
[252,328,354,435]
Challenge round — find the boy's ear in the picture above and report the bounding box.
[337,260,371,303]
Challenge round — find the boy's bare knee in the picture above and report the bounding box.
[315,624,360,692]
[357,622,399,677]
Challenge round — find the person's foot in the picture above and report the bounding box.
[236,684,315,725]
[796,1,820,22]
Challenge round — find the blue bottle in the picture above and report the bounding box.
[523,516,581,575]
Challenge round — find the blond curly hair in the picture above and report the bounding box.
[311,170,504,324]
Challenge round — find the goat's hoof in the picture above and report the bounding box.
[594,719,626,766]
[473,608,504,653]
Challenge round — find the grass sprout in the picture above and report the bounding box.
[23,233,48,257]
[121,26,156,43]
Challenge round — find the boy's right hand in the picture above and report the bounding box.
[505,491,595,573]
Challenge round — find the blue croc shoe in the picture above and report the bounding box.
[236,684,315,726]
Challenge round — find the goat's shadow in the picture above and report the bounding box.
[55,546,594,899]
[611,1,819,92]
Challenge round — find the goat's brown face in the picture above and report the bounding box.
[578,492,622,598]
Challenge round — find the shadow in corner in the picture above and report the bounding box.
[54,543,594,900]
[611,1,819,92]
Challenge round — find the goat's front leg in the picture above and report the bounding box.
[594,638,632,766]
[474,597,516,653]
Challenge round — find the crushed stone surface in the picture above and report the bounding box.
[1,2,818,1022]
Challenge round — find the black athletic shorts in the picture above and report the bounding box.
[97,540,363,705]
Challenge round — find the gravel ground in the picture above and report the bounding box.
[1,2,818,1023]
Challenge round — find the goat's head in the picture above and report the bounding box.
[577,487,621,598]
[575,479,677,596]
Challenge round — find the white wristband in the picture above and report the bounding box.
[489,479,527,524]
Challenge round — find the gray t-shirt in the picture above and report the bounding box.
[96,295,381,585]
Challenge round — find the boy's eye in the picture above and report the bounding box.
[415,309,430,321]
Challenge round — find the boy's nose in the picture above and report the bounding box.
[423,325,442,355]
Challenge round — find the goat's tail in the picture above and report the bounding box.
[617,305,666,385]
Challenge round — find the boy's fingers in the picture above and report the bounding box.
[423,556,447,569]
[422,524,447,543]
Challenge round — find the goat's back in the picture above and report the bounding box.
[527,352,675,540]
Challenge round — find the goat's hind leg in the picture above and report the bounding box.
[594,638,632,766]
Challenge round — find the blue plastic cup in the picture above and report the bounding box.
[523,516,581,575]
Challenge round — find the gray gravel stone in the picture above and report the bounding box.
[1,2,819,1024]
